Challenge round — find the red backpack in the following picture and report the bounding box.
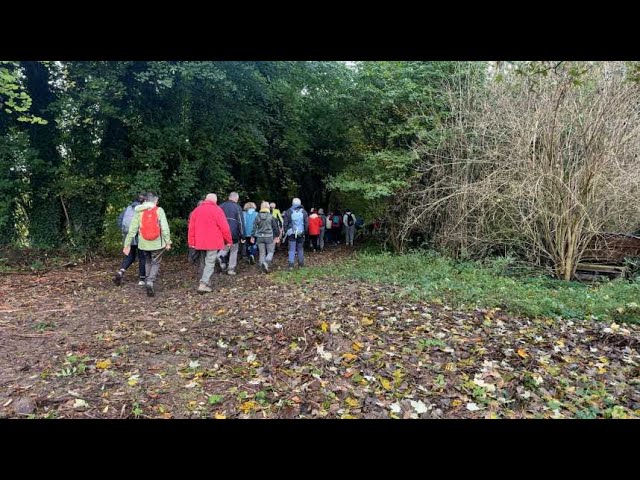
[140,206,161,241]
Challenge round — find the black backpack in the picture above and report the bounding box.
[347,213,355,226]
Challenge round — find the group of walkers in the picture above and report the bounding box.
[113,192,359,296]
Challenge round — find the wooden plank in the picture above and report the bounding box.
[576,263,628,273]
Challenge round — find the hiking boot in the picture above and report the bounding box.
[220,262,227,272]
[261,262,268,273]
[137,280,146,286]
[298,262,304,268]
[113,270,123,286]
[249,254,255,265]
[197,283,212,294]
[145,282,155,297]
[288,262,294,271]
[227,270,236,275]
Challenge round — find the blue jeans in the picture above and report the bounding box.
[287,235,305,265]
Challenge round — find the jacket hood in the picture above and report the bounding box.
[135,202,157,212]
[247,208,256,214]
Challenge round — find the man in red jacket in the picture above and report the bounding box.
[188,193,233,293]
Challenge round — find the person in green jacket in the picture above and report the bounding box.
[123,193,171,297]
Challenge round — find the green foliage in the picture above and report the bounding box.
[0,129,33,245]
[2,61,357,249]
[279,251,640,323]
[167,217,188,253]
[326,62,484,220]
[0,61,47,124]
[56,353,88,377]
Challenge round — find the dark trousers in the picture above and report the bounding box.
[119,244,146,279]
[310,235,320,251]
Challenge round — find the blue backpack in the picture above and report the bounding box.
[290,208,304,237]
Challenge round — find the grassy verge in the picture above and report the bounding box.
[277,250,640,323]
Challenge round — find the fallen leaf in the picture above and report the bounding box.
[517,349,528,359]
[345,397,359,408]
[410,400,429,414]
[342,353,358,362]
[239,401,259,413]
[96,359,111,370]
[73,399,89,409]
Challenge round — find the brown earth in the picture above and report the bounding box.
[1,246,638,419]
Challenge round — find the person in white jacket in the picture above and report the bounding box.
[343,209,356,246]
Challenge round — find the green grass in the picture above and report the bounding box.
[277,250,640,323]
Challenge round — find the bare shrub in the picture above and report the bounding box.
[399,62,640,280]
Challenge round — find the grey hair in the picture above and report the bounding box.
[205,193,217,203]
[229,192,239,201]
[292,198,301,207]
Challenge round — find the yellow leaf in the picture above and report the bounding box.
[517,349,528,358]
[239,401,259,413]
[320,321,328,333]
[96,359,112,370]
[128,379,138,386]
[452,399,462,407]
[214,412,226,419]
[444,362,456,372]
[341,414,357,419]
[215,308,226,316]
[380,378,392,390]
[361,317,374,326]
[345,397,359,408]
[393,369,404,386]
[352,341,363,352]
[342,353,358,362]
